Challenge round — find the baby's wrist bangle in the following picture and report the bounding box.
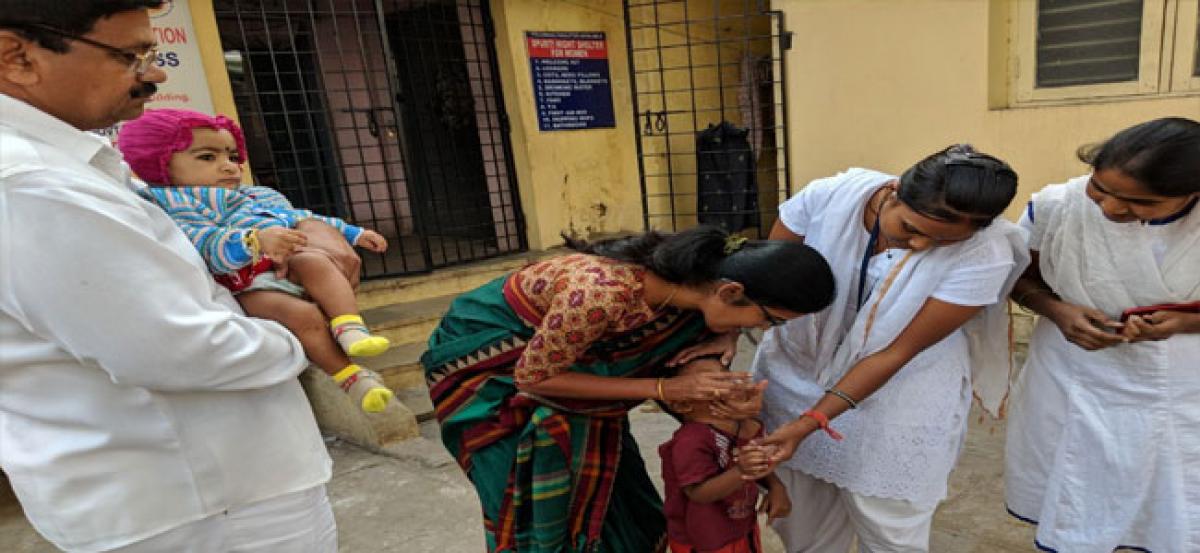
[244,230,262,263]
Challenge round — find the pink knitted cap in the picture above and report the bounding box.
[117,108,249,185]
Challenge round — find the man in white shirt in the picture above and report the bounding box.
[0,2,337,551]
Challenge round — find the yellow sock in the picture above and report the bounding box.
[332,364,394,413]
[331,314,390,357]
[361,387,394,413]
[330,314,365,328]
[332,363,363,384]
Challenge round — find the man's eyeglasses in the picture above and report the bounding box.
[756,302,787,328]
[23,24,158,76]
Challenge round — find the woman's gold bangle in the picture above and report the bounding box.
[656,378,666,402]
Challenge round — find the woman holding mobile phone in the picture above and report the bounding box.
[1005,117,1200,552]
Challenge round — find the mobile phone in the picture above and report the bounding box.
[1119,301,1200,322]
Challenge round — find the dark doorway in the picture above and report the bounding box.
[387,2,497,244]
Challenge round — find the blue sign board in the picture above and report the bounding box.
[527,31,616,131]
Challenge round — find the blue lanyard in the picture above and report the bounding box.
[857,215,881,311]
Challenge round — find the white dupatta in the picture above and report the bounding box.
[1035,177,1200,318]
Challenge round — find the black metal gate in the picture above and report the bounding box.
[213,0,525,278]
[623,0,791,237]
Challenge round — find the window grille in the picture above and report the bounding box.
[213,0,525,278]
[623,0,791,237]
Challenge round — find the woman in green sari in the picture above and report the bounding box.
[422,226,835,552]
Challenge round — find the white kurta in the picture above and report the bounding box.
[0,93,332,551]
[752,168,1026,506]
[1005,177,1200,553]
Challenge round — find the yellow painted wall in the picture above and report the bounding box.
[186,1,237,125]
[491,0,645,250]
[780,0,1200,220]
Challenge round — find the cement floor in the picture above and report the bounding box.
[1,403,1035,552]
[1,335,1037,552]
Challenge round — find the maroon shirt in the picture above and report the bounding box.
[660,421,760,550]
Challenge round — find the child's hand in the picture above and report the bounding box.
[750,419,814,475]
[355,230,389,253]
[759,481,791,522]
[258,227,306,263]
[734,444,771,479]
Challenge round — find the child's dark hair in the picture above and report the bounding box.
[563,226,836,315]
[1077,117,1200,197]
[897,144,1019,228]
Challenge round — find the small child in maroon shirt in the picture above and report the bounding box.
[659,358,790,553]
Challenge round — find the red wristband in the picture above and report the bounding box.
[801,409,844,441]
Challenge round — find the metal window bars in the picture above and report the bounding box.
[623,0,792,237]
[213,0,525,279]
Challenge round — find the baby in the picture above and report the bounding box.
[659,358,790,553]
[118,108,395,413]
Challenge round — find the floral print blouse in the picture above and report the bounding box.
[512,253,662,384]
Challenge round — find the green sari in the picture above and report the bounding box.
[422,274,707,552]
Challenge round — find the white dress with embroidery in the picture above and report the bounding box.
[751,168,1026,507]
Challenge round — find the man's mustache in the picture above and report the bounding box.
[130,83,158,99]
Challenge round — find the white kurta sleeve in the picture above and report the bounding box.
[0,174,309,392]
[1022,179,1077,252]
[1017,200,1038,249]
[930,234,1017,307]
[778,171,854,237]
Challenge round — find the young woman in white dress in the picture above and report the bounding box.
[740,145,1028,552]
[1005,117,1200,553]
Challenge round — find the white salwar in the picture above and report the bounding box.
[750,168,1028,551]
[771,468,936,553]
[1005,177,1200,553]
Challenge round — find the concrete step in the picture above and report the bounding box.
[362,293,456,348]
[308,266,462,444]
[307,252,564,451]
[419,417,442,442]
[300,347,434,453]
[356,251,545,311]
[299,367,419,450]
[367,341,433,422]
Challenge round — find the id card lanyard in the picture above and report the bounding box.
[857,215,882,311]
